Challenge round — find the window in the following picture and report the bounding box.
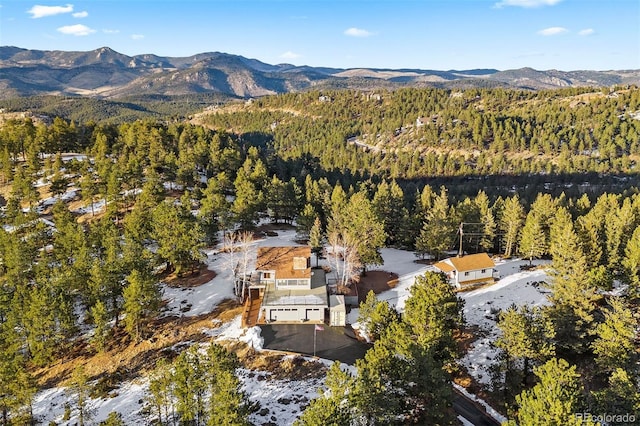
[481,269,486,274]
[278,279,309,287]
[464,272,470,276]
[263,272,272,279]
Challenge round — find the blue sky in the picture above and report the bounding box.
[1,0,638,71]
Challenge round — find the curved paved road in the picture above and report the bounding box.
[453,390,502,426]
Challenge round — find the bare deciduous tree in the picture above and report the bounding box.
[327,231,361,287]
[222,231,255,301]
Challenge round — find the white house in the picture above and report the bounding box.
[433,253,496,289]
[251,246,328,323]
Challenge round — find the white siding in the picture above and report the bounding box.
[330,295,346,326]
[330,309,345,326]
[458,268,493,285]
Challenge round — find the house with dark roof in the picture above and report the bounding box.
[433,253,496,289]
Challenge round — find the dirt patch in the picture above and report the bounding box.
[455,325,482,355]
[253,222,296,239]
[240,350,327,381]
[33,300,243,388]
[356,270,399,302]
[163,265,216,288]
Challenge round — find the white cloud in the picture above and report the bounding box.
[103,29,120,34]
[494,0,562,7]
[28,4,73,18]
[72,11,88,18]
[131,34,145,40]
[344,27,373,37]
[538,26,569,36]
[57,24,96,36]
[578,28,594,36]
[280,51,301,60]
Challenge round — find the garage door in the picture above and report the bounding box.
[269,308,300,322]
[305,308,323,321]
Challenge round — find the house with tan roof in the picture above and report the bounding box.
[244,246,329,325]
[433,253,496,289]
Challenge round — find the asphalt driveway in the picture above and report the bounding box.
[260,324,371,365]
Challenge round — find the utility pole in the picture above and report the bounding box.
[458,222,486,257]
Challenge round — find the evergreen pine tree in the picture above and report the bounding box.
[206,369,250,426]
[308,217,324,268]
[622,224,640,299]
[68,365,92,426]
[403,272,464,364]
[0,321,35,425]
[343,191,386,272]
[519,211,548,265]
[591,298,637,373]
[232,163,264,230]
[546,219,600,355]
[498,194,525,257]
[123,269,161,342]
[356,290,401,341]
[295,362,354,426]
[21,284,56,366]
[90,300,110,352]
[199,172,233,239]
[152,199,205,276]
[146,359,175,425]
[414,187,455,260]
[507,358,593,426]
[476,191,497,252]
[173,346,207,424]
[591,368,640,423]
[604,199,636,271]
[495,305,555,403]
[296,203,317,241]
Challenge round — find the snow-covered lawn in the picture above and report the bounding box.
[163,229,304,317]
[32,381,149,426]
[242,369,323,426]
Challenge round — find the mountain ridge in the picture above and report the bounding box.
[1,46,639,99]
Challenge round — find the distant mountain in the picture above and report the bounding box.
[1,46,638,99]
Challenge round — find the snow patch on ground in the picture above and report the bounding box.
[163,229,304,317]
[459,259,550,385]
[72,198,106,215]
[162,265,236,317]
[39,188,79,208]
[241,368,322,426]
[33,380,149,425]
[372,249,434,312]
[207,315,265,350]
